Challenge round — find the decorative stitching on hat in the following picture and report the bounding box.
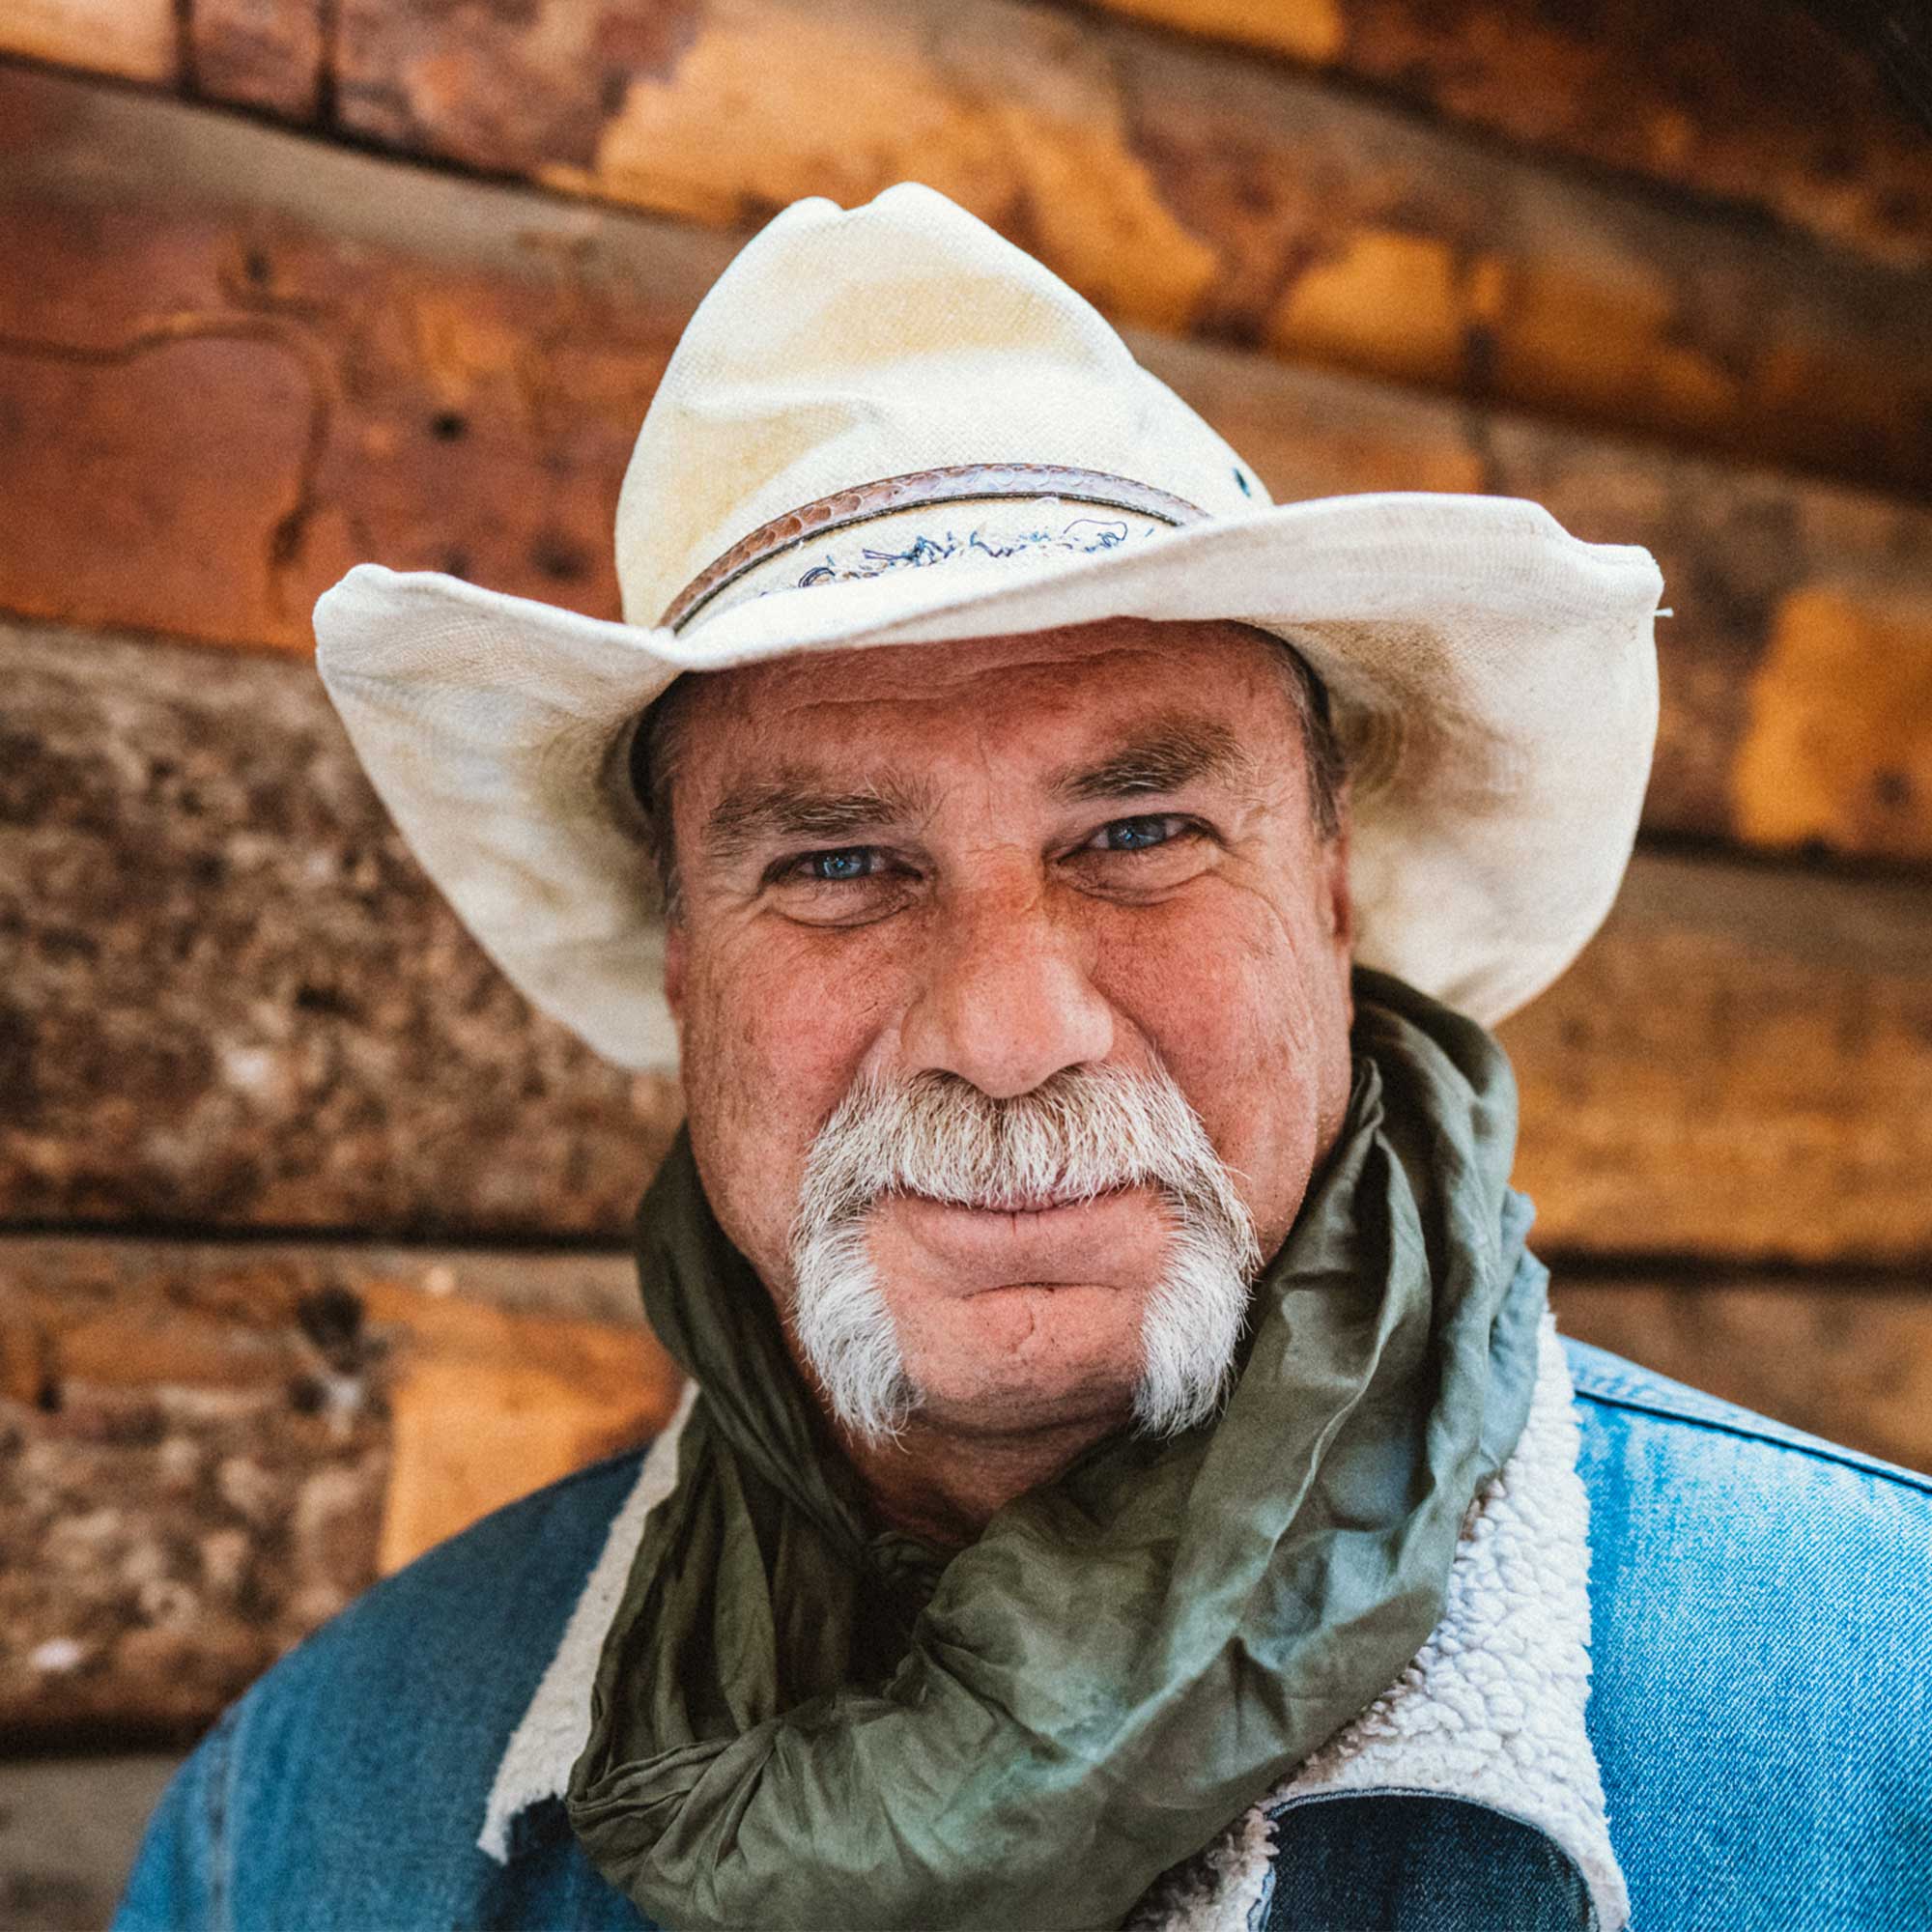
[660,463,1205,630]
[792,516,1140,590]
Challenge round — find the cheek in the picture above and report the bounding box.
[680,931,894,1270]
[1094,891,1350,1249]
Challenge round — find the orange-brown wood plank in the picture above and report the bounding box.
[1551,1278,1932,1477]
[239,0,1932,499]
[23,0,1932,281]
[6,8,1932,499]
[4,69,1930,868]
[7,614,1932,1265]
[1072,0,1932,275]
[0,63,720,655]
[0,0,176,82]
[1496,855,1932,1266]
[5,1229,1925,1745]
[1,1235,678,1744]
[2,615,685,1242]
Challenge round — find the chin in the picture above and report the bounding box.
[895,1303,1151,1438]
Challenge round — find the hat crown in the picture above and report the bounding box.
[614,184,1264,628]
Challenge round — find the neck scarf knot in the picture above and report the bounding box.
[568,973,1548,1931]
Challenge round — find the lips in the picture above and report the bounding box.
[910,1184,1134,1216]
[875,1184,1171,1293]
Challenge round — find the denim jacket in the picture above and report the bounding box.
[114,1339,1932,1931]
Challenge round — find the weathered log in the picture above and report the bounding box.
[0,0,175,84]
[0,617,685,1241]
[1072,0,1932,275]
[233,0,1932,499]
[0,1235,677,1744]
[20,1,1932,282]
[5,9,1932,500]
[5,1230,1925,1746]
[2,68,1929,867]
[1497,853,1932,1267]
[189,0,329,119]
[0,64,715,656]
[1551,1277,1932,1478]
[6,615,1932,1264]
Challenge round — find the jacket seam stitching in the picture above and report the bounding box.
[1570,1383,1932,1497]
[206,1705,241,1932]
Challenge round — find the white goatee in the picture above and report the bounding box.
[788,1063,1262,1444]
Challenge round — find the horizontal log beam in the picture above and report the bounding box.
[5,8,1932,504]
[6,614,1932,1265]
[0,616,685,1242]
[21,2,1932,285]
[1,1235,679,1745]
[6,1234,1925,1744]
[1496,852,1932,1266]
[1550,1277,1932,1478]
[1071,0,1932,276]
[2,68,1928,868]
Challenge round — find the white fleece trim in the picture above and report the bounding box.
[480,1326,1626,1932]
[477,1380,696,1862]
[1125,1317,1627,1932]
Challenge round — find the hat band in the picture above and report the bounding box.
[660,464,1206,632]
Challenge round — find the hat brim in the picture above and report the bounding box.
[315,491,1661,1069]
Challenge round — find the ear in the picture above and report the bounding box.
[1322,790,1355,1022]
[664,921,688,1027]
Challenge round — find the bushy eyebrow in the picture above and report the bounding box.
[701,768,937,865]
[1048,718,1259,804]
[702,717,1258,867]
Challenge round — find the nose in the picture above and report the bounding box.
[898,873,1116,1099]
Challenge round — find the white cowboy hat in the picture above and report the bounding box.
[315,183,1661,1070]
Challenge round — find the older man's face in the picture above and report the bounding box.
[661,617,1355,1442]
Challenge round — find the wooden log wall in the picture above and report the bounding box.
[3,3,1930,1748]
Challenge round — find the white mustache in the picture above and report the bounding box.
[794,1062,1260,1238]
[788,1063,1261,1443]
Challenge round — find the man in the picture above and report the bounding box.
[118,186,1929,1931]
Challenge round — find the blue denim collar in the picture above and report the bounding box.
[477,1326,1625,1931]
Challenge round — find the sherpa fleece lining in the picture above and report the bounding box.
[479,1319,1627,1932]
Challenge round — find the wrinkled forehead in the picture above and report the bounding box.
[663,616,1308,789]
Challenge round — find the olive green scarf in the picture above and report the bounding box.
[567,973,1548,1932]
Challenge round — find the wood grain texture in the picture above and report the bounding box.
[1497,856,1932,1266]
[0,1236,675,1743]
[310,0,1932,498]
[0,0,176,83]
[0,619,684,1239]
[0,64,724,653]
[3,69,1930,867]
[1552,1278,1932,1477]
[6,8,1932,499]
[7,615,1932,1264]
[189,0,329,118]
[4,1229,1923,1747]
[22,0,1932,281]
[1073,0,1932,275]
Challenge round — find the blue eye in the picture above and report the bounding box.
[1096,815,1179,852]
[808,848,874,881]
